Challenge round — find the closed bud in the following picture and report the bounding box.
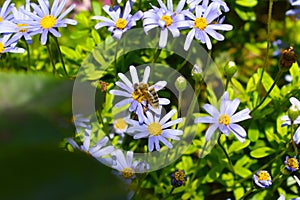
[288,105,300,122]
[191,64,203,81]
[175,76,187,92]
[224,61,237,79]
[279,47,297,71]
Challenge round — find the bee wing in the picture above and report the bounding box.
[149,81,167,91]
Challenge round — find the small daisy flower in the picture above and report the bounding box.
[143,0,188,48]
[110,114,130,144]
[187,0,229,12]
[183,3,233,50]
[127,108,183,152]
[171,169,188,187]
[285,156,299,172]
[0,34,25,55]
[0,0,14,23]
[195,92,251,143]
[112,150,149,184]
[67,134,114,163]
[253,170,272,188]
[281,97,300,144]
[92,1,143,40]
[109,65,170,123]
[7,0,33,44]
[20,0,77,45]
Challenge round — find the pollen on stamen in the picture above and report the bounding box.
[40,15,57,29]
[218,114,230,126]
[17,24,28,33]
[161,15,173,27]
[0,43,5,53]
[122,167,135,179]
[114,118,127,131]
[116,18,127,30]
[194,17,208,30]
[148,122,162,136]
[0,17,3,22]
[257,171,271,181]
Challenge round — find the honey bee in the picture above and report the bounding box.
[133,82,159,109]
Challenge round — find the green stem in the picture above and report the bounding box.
[53,36,68,76]
[256,0,273,107]
[291,122,298,156]
[169,186,175,194]
[251,69,283,114]
[46,43,56,75]
[114,40,121,78]
[178,90,182,118]
[225,78,230,91]
[218,134,235,175]
[152,48,162,63]
[240,187,256,200]
[25,42,31,71]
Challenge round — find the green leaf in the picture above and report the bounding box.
[250,147,275,158]
[182,193,191,200]
[236,0,258,7]
[234,166,252,178]
[228,140,251,154]
[235,7,256,21]
[261,70,281,99]
[231,77,245,94]
[203,165,224,183]
[248,123,260,142]
[234,186,245,200]
[91,29,101,44]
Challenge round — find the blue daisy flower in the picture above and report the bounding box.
[195,92,251,143]
[143,0,188,48]
[0,34,25,55]
[183,3,232,50]
[126,108,183,152]
[92,1,143,40]
[253,170,272,188]
[20,0,77,45]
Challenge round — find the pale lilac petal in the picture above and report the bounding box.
[148,136,154,152]
[162,130,181,140]
[184,28,195,51]
[225,98,240,116]
[202,103,219,119]
[290,97,300,110]
[110,89,131,97]
[118,73,133,88]
[130,65,139,84]
[159,28,168,48]
[230,108,251,123]
[161,118,183,129]
[229,123,246,143]
[142,66,150,83]
[219,124,230,136]
[293,127,300,144]
[158,135,173,148]
[205,123,218,141]
[159,109,177,125]
[195,116,216,124]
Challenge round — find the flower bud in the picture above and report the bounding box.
[175,76,187,92]
[279,47,297,71]
[224,61,237,79]
[191,64,203,81]
[288,104,300,122]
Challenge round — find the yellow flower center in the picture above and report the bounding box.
[148,122,162,136]
[17,23,28,33]
[161,15,173,27]
[122,167,134,179]
[194,17,208,30]
[257,171,270,181]
[40,15,57,29]
[218,114,231,126]
[116,18,127,30]
[0,42,5,53]
[174,170,186,183]
[114,118,127,131]
[286,158,299,170]
[0,17,3,22]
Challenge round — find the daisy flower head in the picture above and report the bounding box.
[253,170,272,188]
[67,134,115,163]
[7,0,33,44]
[183,2,233,50]
[0,34,25,55]
[200,0,230,13]
[281,97,300,144]
[92,1,143,40]
[0,0,14,23]
[20,0,77,45]
[285,156,299,172]
[195,92,251,143]
[171,169,188,187]
[126,108,183,152]
[109,65,170,123]
[112,150,149,184]
[73,114,91,134]
[143,0,188,48]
